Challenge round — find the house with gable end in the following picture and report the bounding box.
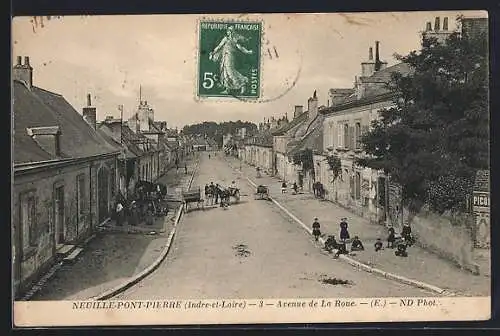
[12,56,121,298]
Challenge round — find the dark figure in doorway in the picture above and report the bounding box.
[185,164,188,175]
[312,217,321,241]
[387,227,396,248]
[350,236,365,251]
[339,217,350,242]
[374,238,383,252]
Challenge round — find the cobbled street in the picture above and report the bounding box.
[115,152,432,299]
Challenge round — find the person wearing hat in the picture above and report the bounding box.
[324,235,338,253]
[312,217,321,241]
[339,217,350,242]
[350,236,365,251]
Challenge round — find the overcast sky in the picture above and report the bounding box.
[12,11,486,129]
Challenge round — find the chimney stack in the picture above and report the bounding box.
[13,55,33,89]
[374,41,381,71]
[426,22,432,31]
[368,47,373,60]
[434,17,440,31]
[294,105,303,119]
[82,93,97,130]
[443,17,448,30]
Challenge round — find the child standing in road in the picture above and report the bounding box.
[312,217,321,241]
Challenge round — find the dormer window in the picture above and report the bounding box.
[26,126,62,157]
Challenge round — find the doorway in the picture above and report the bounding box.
[97,167,109,224]
[54,186,65,246]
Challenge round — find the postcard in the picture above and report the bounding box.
[12,11,490,327]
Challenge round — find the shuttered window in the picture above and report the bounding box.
[343,124,349,148]
[338,124,343,147]
[348,125,355,150]
[355,122,361,149]
[20,191,37,252]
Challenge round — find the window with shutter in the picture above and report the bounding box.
[344,124,349,148]
[349,174,355,198]
[355,122,361,149]
[339,124,343,147]
[349,126,355,150]
[20,192,37,252]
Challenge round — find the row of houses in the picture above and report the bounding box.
[237,17,490,257]
[12,57,194,298]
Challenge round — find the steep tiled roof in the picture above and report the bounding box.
[364,62,413,83]
[13,81,120,164]
[474,170,490,192]
[288,115,325,155]
[330,88,355,94]
[271,111,308,136]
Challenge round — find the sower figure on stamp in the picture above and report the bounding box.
[209,26,253,95]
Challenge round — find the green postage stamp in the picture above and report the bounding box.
[197,20,262,99]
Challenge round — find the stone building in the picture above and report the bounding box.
[12,57,121,298]
[321,41,413,223]
[271,91,323,184]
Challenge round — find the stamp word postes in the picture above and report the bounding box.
[198,21,262,99]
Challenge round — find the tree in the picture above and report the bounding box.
[292,148,314,179]
[357,19,488,214]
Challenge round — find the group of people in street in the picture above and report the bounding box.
[310,216,413,259]
[311,217,362,258]
[204,181,238,208]
[377,222,414,257]
[113,184,168,228]
[281,181,299,194]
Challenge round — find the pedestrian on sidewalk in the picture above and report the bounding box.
[312,217,321,241]
[324,235,339,253]
[374,238,383,252]
[350,236,365,251]
[387,227,396,248]
[292,182,298,194]
[129,201,138,226]
[401,222,413,246]
[185,164,188,175]
[281,181,287,193]
[339,217,350,242]
[115,202,124,226]
[214,183,220,204]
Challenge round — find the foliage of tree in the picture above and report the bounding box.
[292,148,314,176]
[326,154,342,181]
[356,20,488,214]
[182,120,258,147]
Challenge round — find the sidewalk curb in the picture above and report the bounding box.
[231,158,451,296]
[92,159,200,301]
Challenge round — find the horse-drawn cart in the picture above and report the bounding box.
[182,187,204,212]
[255,185,269,200]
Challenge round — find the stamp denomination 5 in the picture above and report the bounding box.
[197,20,262,99]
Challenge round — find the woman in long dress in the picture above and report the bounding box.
[209,26,253,94]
